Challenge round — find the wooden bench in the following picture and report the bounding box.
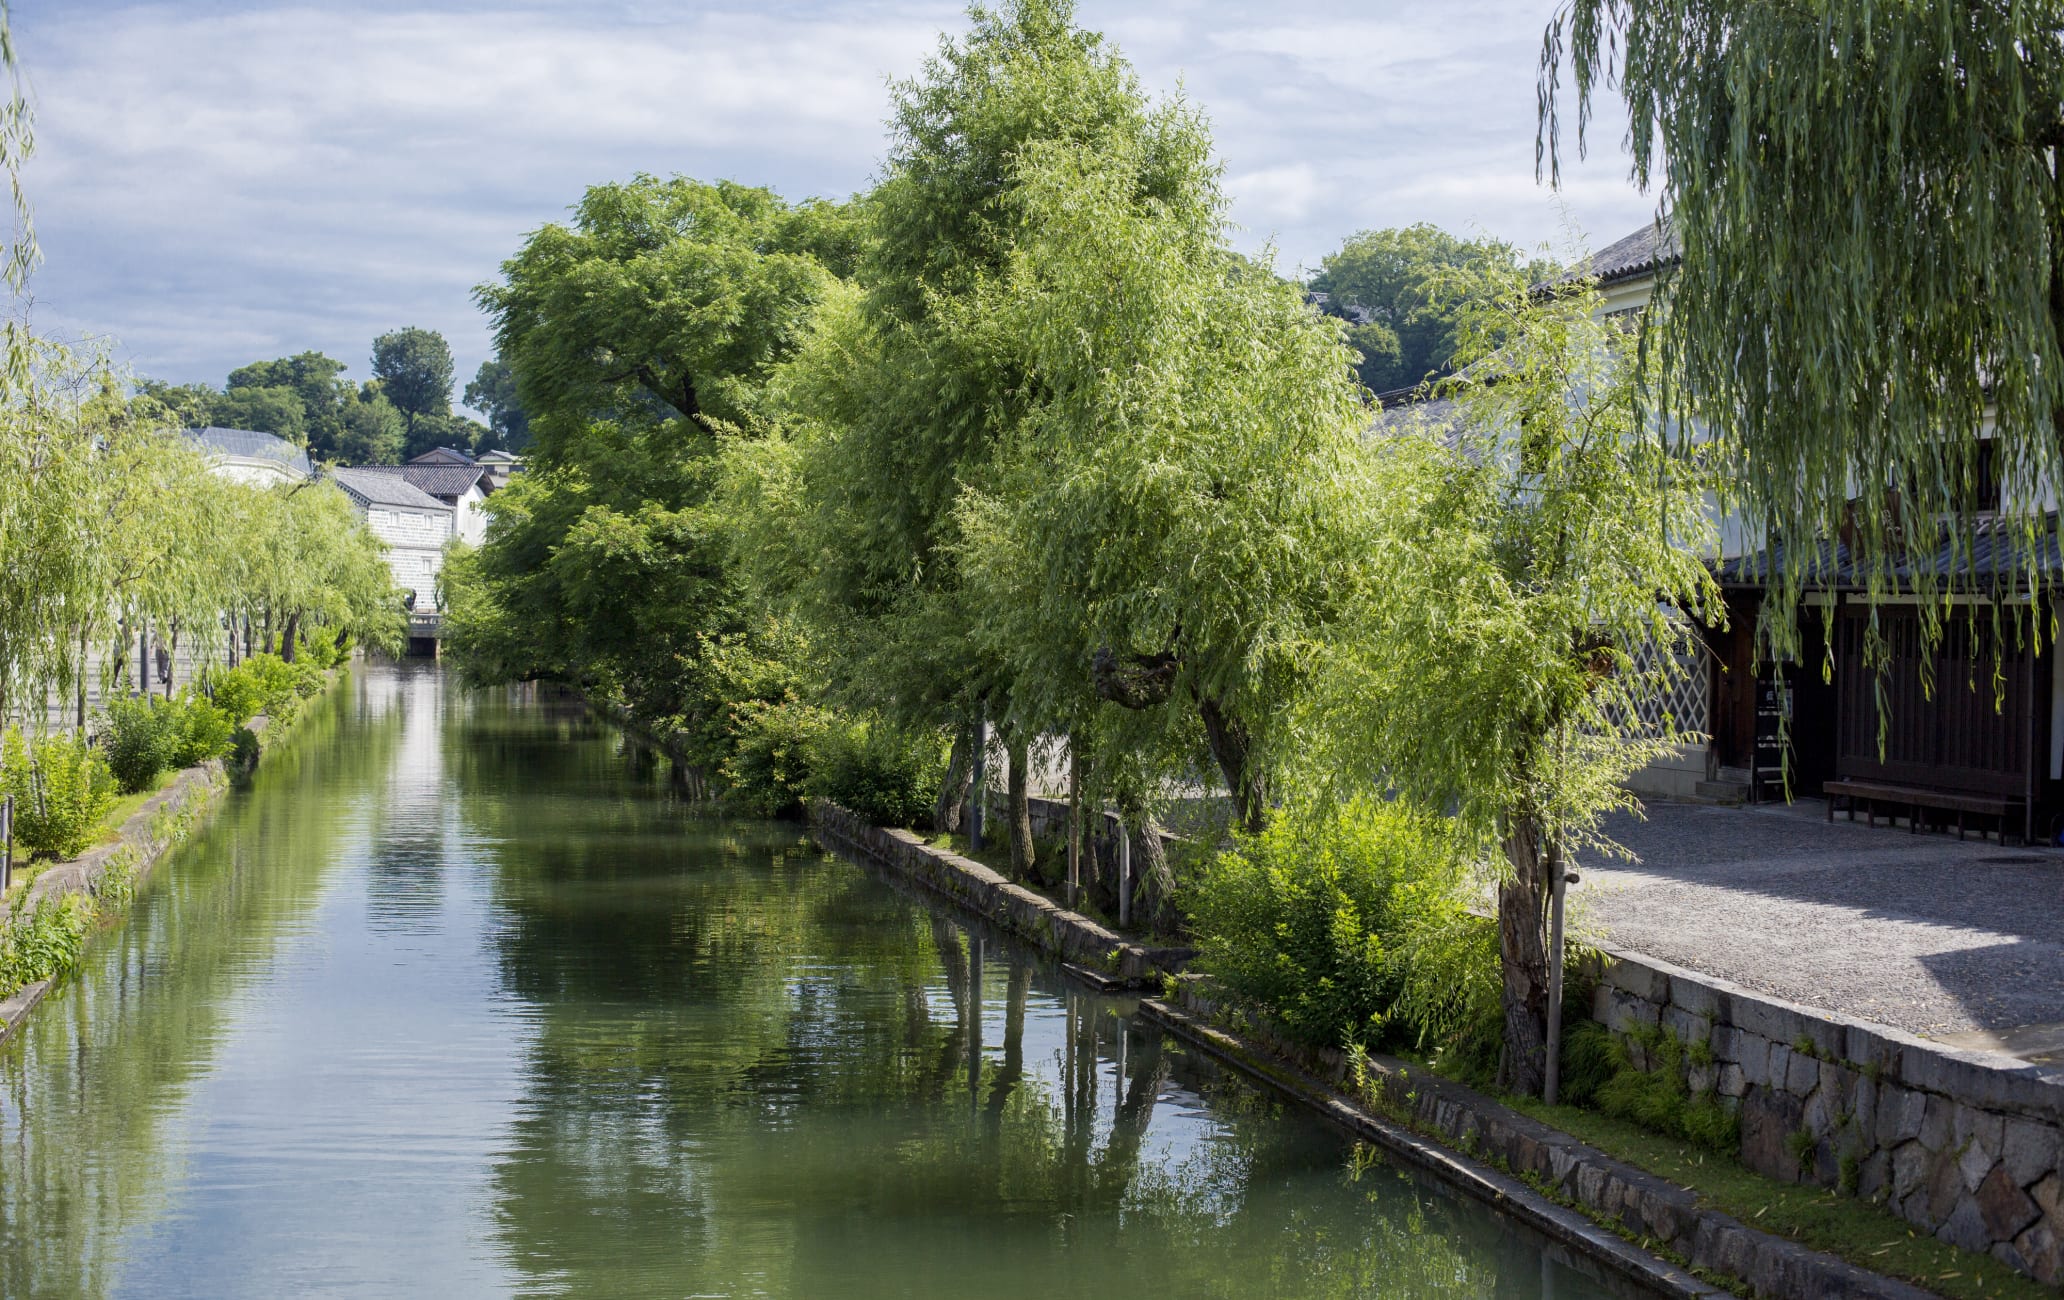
[1823,779,2025,844]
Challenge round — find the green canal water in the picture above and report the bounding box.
[0,665,1646,1298]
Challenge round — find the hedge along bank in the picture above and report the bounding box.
[804,799,1955,1300]
[0,664,349,1046]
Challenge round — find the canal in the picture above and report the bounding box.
[0,665,1644,1298]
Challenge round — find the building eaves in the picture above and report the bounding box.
[330,466,451,511]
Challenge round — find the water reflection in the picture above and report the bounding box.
[0,667,1642,1299]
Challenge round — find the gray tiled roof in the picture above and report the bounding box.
[398,463,487,500]
[183,426,313,478]
[330,466,450,511]
[1548,217,1679,290]
[409,446,476,466]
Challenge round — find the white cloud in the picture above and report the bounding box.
[17,1,1657,404]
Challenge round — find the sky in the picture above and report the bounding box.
[14,0,1656,416]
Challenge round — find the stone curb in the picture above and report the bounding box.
[1135,995,1731,1300]
[808,801,1192,985]
[804,800,1947,1299]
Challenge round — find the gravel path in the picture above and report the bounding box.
[1576,800,2064,1041]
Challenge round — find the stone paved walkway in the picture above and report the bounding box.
[1578,800,2064,1050]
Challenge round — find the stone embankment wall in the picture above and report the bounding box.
[808,799,1939,1300]
[1596,947,2064,1283]
[809,801,1188,985]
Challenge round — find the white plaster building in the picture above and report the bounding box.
[183,426,314,486]
[330,466,455,612]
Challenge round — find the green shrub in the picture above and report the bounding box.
[1188,797,1494,1057]
[229,726,261,776]
[1,728,115,861]
[1585,1022,1740,1154]
[102,695,183,793]
[208,653,323,729]
[170,696,235,768]
[722,697,831,818]
[0,890,96,997]
[209,664,264,727]
[809,720,944,828]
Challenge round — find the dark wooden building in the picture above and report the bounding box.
[1711,526,2060,844]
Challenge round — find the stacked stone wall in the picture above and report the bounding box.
[1596,948,2064,1282]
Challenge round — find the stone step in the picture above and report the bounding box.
[1694,778,1750,804]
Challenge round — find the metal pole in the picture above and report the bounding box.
[1117,816,1131,929]
[1066,744,1081,908]
[969,714,988,851]
[1544,841,1571,1106]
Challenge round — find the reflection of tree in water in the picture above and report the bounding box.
[456,692,1611,1297]
[0,685,397,1300]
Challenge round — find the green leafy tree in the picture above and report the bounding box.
[779,0,1168,855]
[227,351,356,457]
[332,392,405,465]
[1309,225,1555,393]
[1303,266,1719,1096]
[1541,1,2064,661]
[447,176,848,783]
[463,356,530,451]
[370,326,455,457]
[208,384,307,444]
[952,101,1371,858]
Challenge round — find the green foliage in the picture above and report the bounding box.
[808,719,944,828]
[170,696,235,769]
[720,697,831,819]
[463,355,529,451]
[0,890,95,998]
[1544,1,2064,674]
[1,728,115,861]
[1584,1022,1739,1155]
[1308,224,1559,393]
[208,654,324,730]
[371,326,456,456]
[1188,797,1494,1056]
[102,694,182,794]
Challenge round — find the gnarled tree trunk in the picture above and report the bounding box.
[1496,810,1552,1096]
[1197,693,1267,834]
[281,610,300,664]
[1005,728,1034,881]
[934,729,973,835]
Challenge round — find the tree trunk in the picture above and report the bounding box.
[1005,729,1034,881]
[1197,693,1267,834]
[281,610,301,664]
[934,729,973,835]
[1496,810,1552,1096]
[262,608,274,656]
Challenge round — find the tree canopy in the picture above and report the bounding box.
[1542,0,2064,662]
[1309,224,1559,393]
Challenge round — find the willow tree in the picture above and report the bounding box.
[1542,1,2064,664]
[785,0,1183,855]
[451,176,850,754]
[953,114,1370,863]
[1307,268,1720,1095]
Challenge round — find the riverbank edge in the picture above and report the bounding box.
[807,800,1941,1300]
[0,665,347,1048]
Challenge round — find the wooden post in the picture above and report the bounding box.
[1544,843,1571,1107]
